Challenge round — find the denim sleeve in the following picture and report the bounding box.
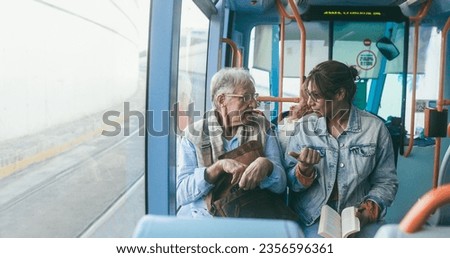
[284,127,310,192]
[259,129,287,194]
[365,126,399,218]
[176,137,214,206]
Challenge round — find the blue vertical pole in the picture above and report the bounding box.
[270,25,280,121]
[366,64,387,114]
[146,0,181,215]
[366,22,396,115]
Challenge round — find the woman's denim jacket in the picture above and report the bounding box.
[284,106,398,226]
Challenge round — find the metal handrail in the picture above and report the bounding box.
[287,0,306,87]
[276,0,290,116]
[257,0,304,107]
[403,0,433,157]
[258,96,300,103]
[221,38,242,68]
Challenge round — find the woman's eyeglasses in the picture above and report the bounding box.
[304,88,322,102]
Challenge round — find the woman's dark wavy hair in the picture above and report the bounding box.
[305,60,359,104]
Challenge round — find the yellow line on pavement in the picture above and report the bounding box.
[0,115,124,179]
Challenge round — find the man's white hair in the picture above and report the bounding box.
[210,67,255,109]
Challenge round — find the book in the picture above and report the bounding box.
[318,204,360,238]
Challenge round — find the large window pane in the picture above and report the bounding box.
[177,1,209,132]
[0,0,150,237]
[175,0,210,211]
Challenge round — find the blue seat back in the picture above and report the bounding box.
[133,215,303,238]
[437,145,450,225]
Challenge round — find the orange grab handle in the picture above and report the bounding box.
[399,184,450,233]
[257,96,300,103]
[221,38,242,68]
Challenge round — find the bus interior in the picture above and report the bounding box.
[0,0,449,238]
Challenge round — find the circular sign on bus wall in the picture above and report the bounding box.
[356,50,377,70]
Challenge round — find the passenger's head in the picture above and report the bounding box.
[304,60,358,117]
[210,68,258,127]
[286,81,311,121]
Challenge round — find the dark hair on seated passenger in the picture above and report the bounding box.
[306,60,359,104]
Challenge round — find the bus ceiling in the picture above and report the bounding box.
[224,0,449,25]
[224,0,449,81]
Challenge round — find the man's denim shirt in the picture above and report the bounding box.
[284,106,398,226]
[177,130,286,218]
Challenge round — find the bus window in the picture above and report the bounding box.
[175,0,210,214]
[0,1,150,237]
[380,26,441,134]
[249,22,329,114]
[177,0,210,132]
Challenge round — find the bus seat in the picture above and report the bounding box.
[133,215,304,238]
[429,145,450,226]
[384,116,402,168]
[437,145,450,225]
[376,184,450,237]
[375,224,450,238]
[271,110,290,126]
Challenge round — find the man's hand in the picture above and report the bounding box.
[205,159,246,184]
[238,157,273,190]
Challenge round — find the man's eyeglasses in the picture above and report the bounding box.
[304,88,322,102]
[226,93,259,102]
